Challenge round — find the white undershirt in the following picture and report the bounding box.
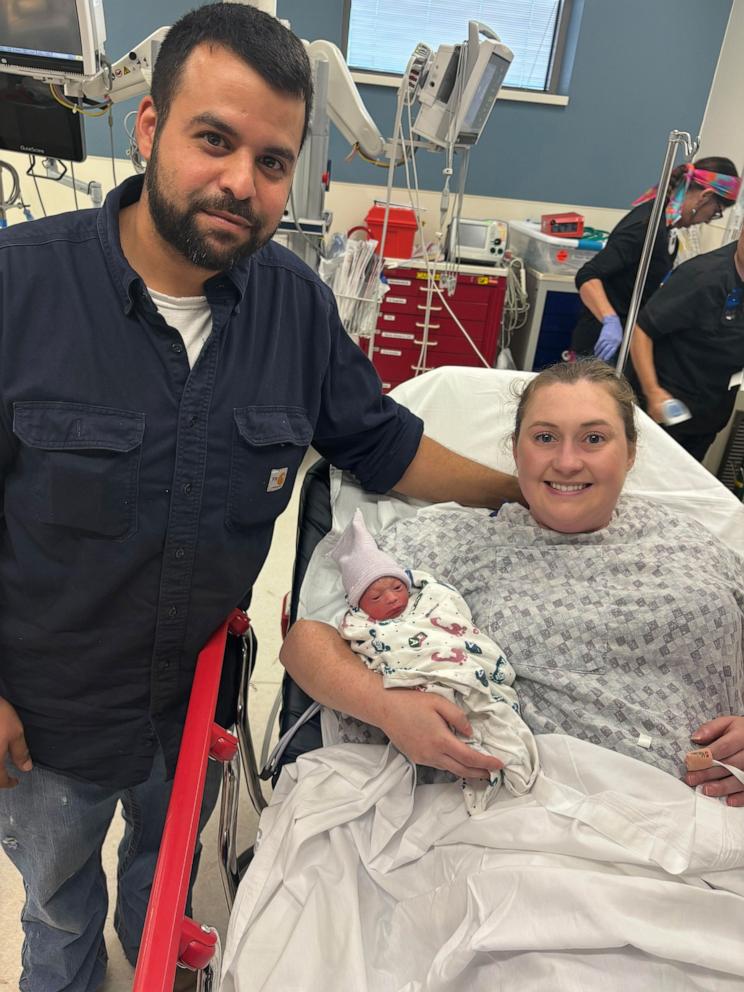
[147,287,213,368]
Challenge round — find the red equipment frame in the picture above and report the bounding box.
[132,609,250,992]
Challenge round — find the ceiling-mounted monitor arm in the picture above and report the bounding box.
[303,40,387,162]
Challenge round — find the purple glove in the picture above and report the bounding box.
[593,314,623,362]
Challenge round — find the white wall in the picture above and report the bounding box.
[324,182,625,248]
[695,0,744,253]
[0,151,138,222]
[696,0,744,472]
[1,153,627,242]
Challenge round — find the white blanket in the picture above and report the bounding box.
[340,570,539,810]
[222,736,744,991]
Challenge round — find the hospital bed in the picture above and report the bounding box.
[135,366,744,991]
[273,365,744,777]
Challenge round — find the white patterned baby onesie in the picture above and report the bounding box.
[339,570,539,812]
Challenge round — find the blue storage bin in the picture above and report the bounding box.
[533,291,584,369]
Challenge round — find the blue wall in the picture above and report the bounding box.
[87,0,731,210]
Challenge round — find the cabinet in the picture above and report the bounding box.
[366,262,507,391]
[510,269,581,371]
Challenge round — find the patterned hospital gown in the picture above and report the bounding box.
[373,495,744,779]
[339,571,539,812]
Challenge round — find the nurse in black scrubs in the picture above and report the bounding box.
[571,157,740,361]
[628,223,744,462]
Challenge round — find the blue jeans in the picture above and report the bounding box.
[0,750,221,992]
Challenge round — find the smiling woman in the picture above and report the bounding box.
[282,357,744,798]
[511,358,637,533]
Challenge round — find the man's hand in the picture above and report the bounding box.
[0,697,32,789]
[686,716,744,807]
[378,688,504,779]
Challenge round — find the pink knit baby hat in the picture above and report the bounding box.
[329,509,411,608]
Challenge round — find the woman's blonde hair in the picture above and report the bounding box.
[513,358,638,447]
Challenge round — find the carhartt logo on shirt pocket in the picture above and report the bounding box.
[267,467,288,492]
[226,406,312,530]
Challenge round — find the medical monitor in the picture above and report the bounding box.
[0,0,106,83]
[412,22,513,149]
[0,72,86,160]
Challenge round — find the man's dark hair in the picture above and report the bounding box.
[150,2,314,145]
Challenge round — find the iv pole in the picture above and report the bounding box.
[615,130,698,375]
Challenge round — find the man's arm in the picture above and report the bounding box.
[629,323,673,422]
[281,619,504,779]
[391,435,522,507]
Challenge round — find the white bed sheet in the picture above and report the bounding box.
[222,735,744,991]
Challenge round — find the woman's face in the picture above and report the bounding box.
[512,380,635,534]
[679,187,724,228]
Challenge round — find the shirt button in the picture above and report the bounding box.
[168,605,177,618]
[182,482,192,496]
[188,416,198,428]
[175,547,185,560]
[162,659,171,670]
[171,342,183,354]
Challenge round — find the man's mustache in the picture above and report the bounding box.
[192,194,262,226]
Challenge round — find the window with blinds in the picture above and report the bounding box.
[345,0,567,92]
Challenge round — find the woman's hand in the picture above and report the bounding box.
[646,386,675,424]
[686,715,744,807]
[378,688,504,780]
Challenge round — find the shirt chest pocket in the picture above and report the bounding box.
[12,401,145,540]
[226,406,312,531]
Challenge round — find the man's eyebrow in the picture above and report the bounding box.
[187,112,297,164]
[189,112,239,138]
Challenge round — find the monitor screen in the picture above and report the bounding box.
[457,221,487,249]
[0,72,85,160]
[0,0,85,75]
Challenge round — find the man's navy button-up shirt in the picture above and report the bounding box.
[0,175,423,788]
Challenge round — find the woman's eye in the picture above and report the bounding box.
[585,433,605,445]
[534,432,554,443]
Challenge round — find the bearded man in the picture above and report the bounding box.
[0,5,520,990]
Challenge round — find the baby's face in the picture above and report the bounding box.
[359,576,409,620]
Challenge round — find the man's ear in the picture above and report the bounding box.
[135,96,159,163]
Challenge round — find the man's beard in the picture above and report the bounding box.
[145,139,277,271]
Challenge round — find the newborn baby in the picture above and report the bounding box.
[330,510,539,813]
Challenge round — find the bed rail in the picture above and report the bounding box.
[132,609,250,992]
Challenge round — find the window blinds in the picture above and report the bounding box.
[347,0,562,91]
